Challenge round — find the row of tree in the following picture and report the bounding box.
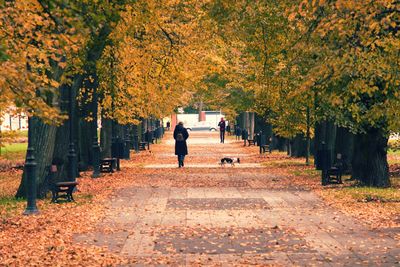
[1,0,399,191]
[192,0,400,187]
[0,0,225,196]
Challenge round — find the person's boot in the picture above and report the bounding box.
[178,161,182,168]
[181,161,184,167]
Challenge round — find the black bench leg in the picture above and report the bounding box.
[337,174,343,184]
[51,191,58,203]
[67,187,75,202]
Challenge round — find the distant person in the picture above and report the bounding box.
[166,121,171,131]
[268,137,273,153]
[235,125,241,140]
[173,121,189,168]
[218,117,226,143]
[241,128,248,146]
[226,124,231,136]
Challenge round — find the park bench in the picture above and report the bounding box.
[100,158,117,173]
[46,162,79,203]
[51,181,79,203]
[326,154,345,184]
[247,139,256,146]
[139,142,148,150]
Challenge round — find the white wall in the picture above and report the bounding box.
[0,113,28,131]
[176,112,226,128]
[176,114,198,127]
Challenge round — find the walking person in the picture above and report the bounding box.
[235,125,241,140]
[166,121,171,131]
[218,117,226,143]
[173,121,189,168]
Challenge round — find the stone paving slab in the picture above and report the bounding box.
[74,185,399,265]
[143,163,266,168]
[167,198,270,210]
[75,132,400,266]
[154,227,315,255]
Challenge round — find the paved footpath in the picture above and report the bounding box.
[75,132,399,266]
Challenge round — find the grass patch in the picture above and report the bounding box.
[15,130,28,138]
[331,183,400,203]
[388,149,400,165]
[0,196,25,218]
[292,168,320,177]
[1,142,27,153]
[388,149,400,156]
[0,196,24,205]
[0,142,27,161]
[0,171,21,198]
[262,160,306,167]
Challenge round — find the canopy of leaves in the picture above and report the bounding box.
[1,0,399,137]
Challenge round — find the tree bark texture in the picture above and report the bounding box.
[290,134,307,158]
[100,116,112,159]
[335,127,354,173]
[52,84,72,182]
[16,117,57,198]
[274,136,287,152]
[351,128,390,187]
[314,120,336,167]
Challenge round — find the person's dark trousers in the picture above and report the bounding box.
[220,130,225,143]
[178,155,185,167]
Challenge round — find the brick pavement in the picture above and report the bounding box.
[75,132,399,266]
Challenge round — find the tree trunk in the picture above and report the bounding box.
[100,115,112,159]
[274,136,287,152]
[77,25,113,170]
[314,120,336,167]
[16,117,57,198]
[52,85,71,182]
[335,127,354,173]
[306,107,311,165]
[291,134,307,158]
[198,99,203,121]
[78,117,94,170]
[351,128,390,187]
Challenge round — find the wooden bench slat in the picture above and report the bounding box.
[56,182,78,186]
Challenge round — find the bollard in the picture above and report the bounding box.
[23,147,39,215]
[116,158,121,171]
[133,135,139,153]
[124,135,130,159]
[316,143,331,186]
[67,142,77,181]
[92,136,100,178]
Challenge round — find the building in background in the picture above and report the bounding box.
[164,111,226,131]
[0,112,28,131]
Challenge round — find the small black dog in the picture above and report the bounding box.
[220,157,240,166]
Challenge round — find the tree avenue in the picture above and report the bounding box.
[0,0,399,195]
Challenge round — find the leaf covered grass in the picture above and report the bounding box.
[0,170,21,198]
[0,170,23,217]
[388,149,400,165]
[0,197,25,218]
[332,183,400,203]
[0,142,27,161]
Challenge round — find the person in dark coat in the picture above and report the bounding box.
[235,125,241,140]
[218,117,226,143]
[173,121,189,168]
